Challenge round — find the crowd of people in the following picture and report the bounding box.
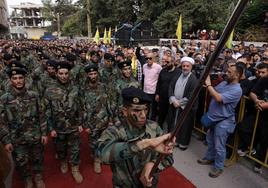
[0,38,267,187]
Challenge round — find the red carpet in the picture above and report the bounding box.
[12,133,195,188]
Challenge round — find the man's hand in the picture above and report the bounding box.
[155,95,160,103]
[50,130,57,138]
[78,126,83,133]
[173,100,180,108]
[257,101,268,111]
[137,133,175,154]
[139,162,154,187]
[41,136,48,145]
[205,75,211,86]
[150,134,175,154]
[85,128,91,134]
[5,143,13,153]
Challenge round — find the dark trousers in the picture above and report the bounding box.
[146,94,158,121]
[157,100,170,129]
[237,114,258,151]
[254,115,268,168]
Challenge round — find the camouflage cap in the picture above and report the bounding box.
[121,87,152,105]
[117,60,131,69]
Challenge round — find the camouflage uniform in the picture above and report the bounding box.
[44,81,82,165]
[0,87,46,181]
[97,119,174,188]
[114,76,140,120]
[81,80,109,157]
[99,67,119,123]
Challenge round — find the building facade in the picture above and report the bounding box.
[9,2,47,39]
[0,0,9,36]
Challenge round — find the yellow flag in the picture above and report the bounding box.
[226,30,234,49]
[94,28,100,44]
[108,27,112,44]
[103,28,108,44]
[176,15,182,46]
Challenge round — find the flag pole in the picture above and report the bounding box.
[149,0,249,178]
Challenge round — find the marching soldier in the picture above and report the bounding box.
[44,61,83,184]
[81,63,110,174]
[0,63,47,188]
[97,87,175,188]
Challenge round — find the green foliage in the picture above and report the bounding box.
[41,0,267,40]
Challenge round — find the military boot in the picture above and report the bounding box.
[34,174,45,188]
[60,161,68,174]
[71,165,83,184]
[94,158,102,174]
[24,177,33,188]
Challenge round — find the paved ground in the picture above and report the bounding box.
[173,136,268,188]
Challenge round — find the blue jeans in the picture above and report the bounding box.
[204,126,230,170]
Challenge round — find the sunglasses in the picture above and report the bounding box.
[146,57,153,60]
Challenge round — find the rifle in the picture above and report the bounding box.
[149,0,250,178]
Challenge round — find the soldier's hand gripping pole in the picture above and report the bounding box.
[149,0,249,179]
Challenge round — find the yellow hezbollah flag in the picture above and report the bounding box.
[108,27,112,44]
[103,28,108,44]
[176,15,182,46]
[226,30,234,49]
[94,28,100,44]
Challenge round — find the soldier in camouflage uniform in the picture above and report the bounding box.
[97,87,175,188]
[114,60,140,121]
[43,61,83,184]
[38,60,57,98]
[81,64,109,174]
[0,64,47,188]
[99,53,120,125]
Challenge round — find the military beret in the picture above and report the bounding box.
[104,53,114,61]
[8,60,27,70]
[90,51,99,57]
[7,67,27,78]
[115,50,124,57]
[121,87,152,105]
[56,61,72,71]
[46,60,57,68]
[65,53,77,62]
[84,63,98,73]
[3,53,14,61]
[117,60,131,69]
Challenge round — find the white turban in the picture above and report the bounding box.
[181,56,195,65]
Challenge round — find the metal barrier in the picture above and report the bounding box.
[193,92,268,168]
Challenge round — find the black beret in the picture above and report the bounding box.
[84,63,98,73]
[90,51,99,57]
[46,60,57,68]
[3,53,13,61]
[65,53,77,62]
[56,61,72,71]
[7,67,27,77]
[117,60,131,69]
[121,87,152,105]
[8,61,27,70]
[104,53,114,61]
[115,50,124,57]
